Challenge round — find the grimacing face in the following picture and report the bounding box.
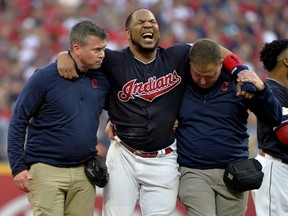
[126,9,160,53]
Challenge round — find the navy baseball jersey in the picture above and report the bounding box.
[257,78,288,160]
[101,43,190,151]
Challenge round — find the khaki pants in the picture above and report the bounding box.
[27,163,96,216]
[178,166,248,216]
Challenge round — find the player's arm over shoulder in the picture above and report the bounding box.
[57,51,78,79]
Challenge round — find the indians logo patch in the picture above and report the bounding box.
[118,71,181,102]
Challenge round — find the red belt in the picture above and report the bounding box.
[259,149,288,165]
[119,140,174,158]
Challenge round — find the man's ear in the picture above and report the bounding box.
[125,28,131,40]
[283,57,288,67]
[72,44,81,55]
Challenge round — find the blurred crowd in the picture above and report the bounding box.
[0,0,287,161]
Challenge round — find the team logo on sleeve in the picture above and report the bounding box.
[118,71,181,102]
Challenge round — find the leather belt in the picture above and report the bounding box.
[116,136,174,158]
[259,149,288,165]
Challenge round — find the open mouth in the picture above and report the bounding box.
[142,32,153,40]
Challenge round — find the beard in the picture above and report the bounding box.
[130,35,159,53]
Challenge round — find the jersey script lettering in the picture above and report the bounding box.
[118,71,182,102]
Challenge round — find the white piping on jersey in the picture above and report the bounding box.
[266,78,283,86]
[134,56,156,64]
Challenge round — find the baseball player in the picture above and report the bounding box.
[57,8,249,216]
[252,39,288,216]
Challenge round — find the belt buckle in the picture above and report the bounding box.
[134,150,156,158]
[134,150,143,156]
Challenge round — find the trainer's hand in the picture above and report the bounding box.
[236,82,255,99]
[105,121,115,140]
[57,51,78,79]
[237,70,265,91]
[13,170,32,193]
[236,70,265,99]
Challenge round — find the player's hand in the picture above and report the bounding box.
[172,119,179,133]
[13,170,32,193]
[105,121,115,140]
[57,51,79,79]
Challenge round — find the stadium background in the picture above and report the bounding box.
[0,0,287,215]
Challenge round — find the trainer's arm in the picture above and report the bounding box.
[236,70,265,99]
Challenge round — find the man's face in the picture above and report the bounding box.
[77,35,106,70]
[126,9,160,53]
[190,61,222,89]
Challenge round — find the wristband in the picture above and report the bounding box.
[231,65,256,92]
[274,120,288,145]
[223,53,243,72]
[223,54,256,92]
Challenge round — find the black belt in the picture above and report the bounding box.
[119,140,173,158]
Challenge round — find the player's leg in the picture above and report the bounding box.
[102,140,139,216]
[214,169,248,216]
[268,161,288,215]
[251,155,272,216]
[178,167,217,216]
[252,155,288,216]
[64,166,96,216]
[27,163,68,216]
[139,141,180,216]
